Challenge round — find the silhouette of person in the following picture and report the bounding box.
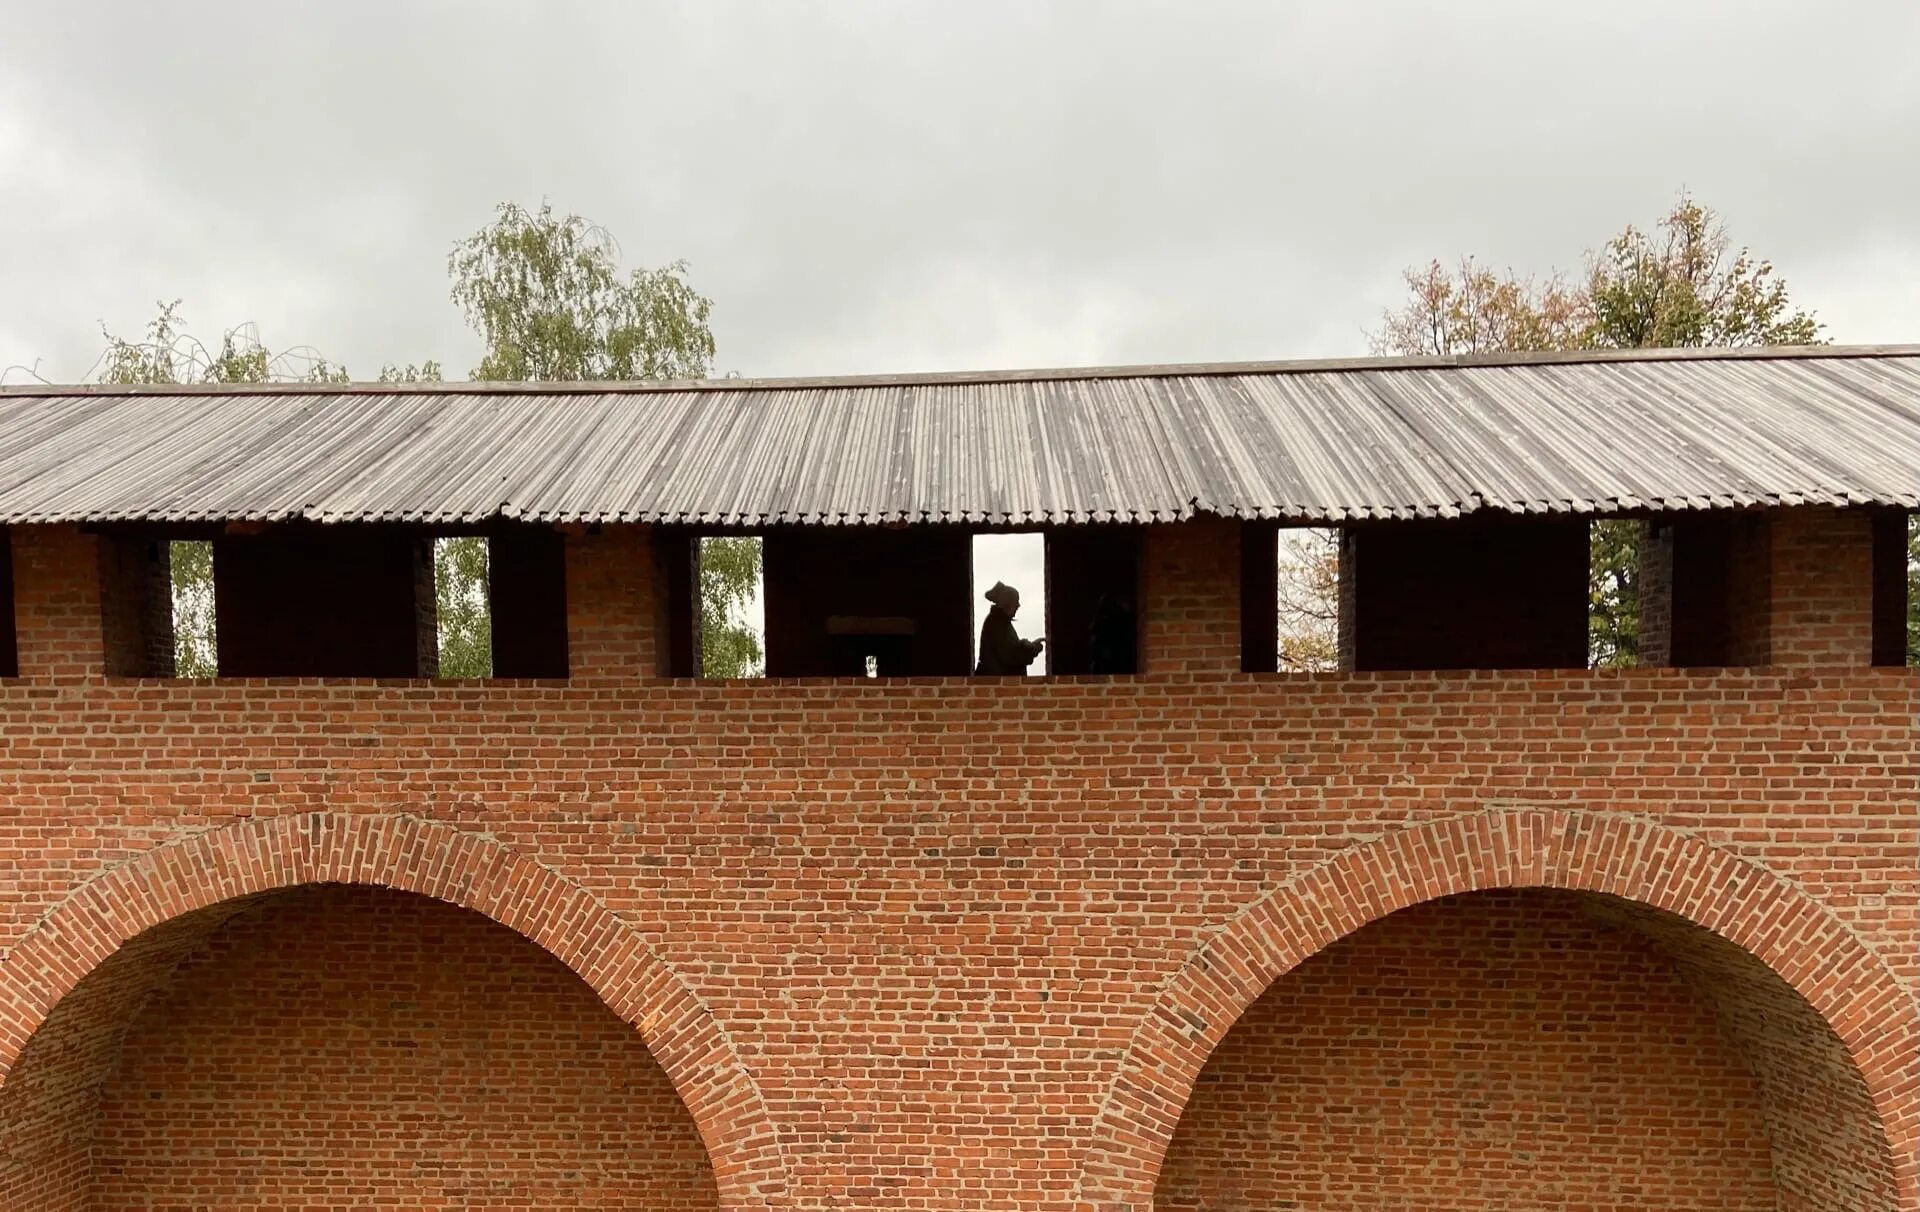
[975,582,1044,675]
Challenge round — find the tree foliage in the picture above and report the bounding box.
[1586,198,1821,350]
[449,202,759,675]
[1909,518,1920,667]
[449,202,715,383]
[1372,196,1822,359]
[435,534,491,678]
[698,537,765,677]
[79,202,746,681]
[1369,261,1588,357]
[94,302,362,676]
[1276,529,1340,671]
[167,539,217,678]
[1362,194,1824,668]
[97,300,351,386]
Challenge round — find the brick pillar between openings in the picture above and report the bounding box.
[1764,506,1876,665]
[1869,508,1910,667]
[97,533,175,677]
[563,525,663,678]
[8,525,110,678]
[1644,507,1878,667]
[1141,518,1243,676]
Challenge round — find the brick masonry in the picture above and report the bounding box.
[87,886,713,1208]
[0,511,1913,1211]
[1156,891,1782,1210]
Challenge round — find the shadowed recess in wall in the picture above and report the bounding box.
[1156,890,1895,1212]
[0,886,719,1210]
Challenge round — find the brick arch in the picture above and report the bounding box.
[0,812,787,1210]
[1073,806,1917,1211]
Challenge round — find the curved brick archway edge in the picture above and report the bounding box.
[0,812,788,1210]
[1072,806,1918,1212]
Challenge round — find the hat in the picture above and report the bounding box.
[983,581,1019,607]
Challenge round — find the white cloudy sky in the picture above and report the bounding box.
[5,0,1917,666]
[5,0,1917,384]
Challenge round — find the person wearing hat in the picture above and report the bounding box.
[976,582,1045,675]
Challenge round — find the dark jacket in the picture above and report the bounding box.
[976,610,1042,675]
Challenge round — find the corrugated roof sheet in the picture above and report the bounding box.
[0,345,1915,526]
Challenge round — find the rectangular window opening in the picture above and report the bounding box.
[1876,511,1919,668]
[435,536,491,678]
[1275,527,1338,672]
[0,529,16,677]
[1044,526,1141,676]
[1909,514,1919,668]
[1589,519,1642,669]
[697,535,765,678]
[169,539,217,678]
[973,532,1047,675]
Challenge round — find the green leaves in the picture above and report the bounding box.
[435,536,492,678]
[169,540,217,678]
[1374,194,1823,360]
[1372,193,1826,667]
[698,537,764,678]
[1586,199,1822,350]
[1908,518,1919,666]
[377,362,443,383]
[90,202,744,680]
[449,202,715,383]
[1587,519,1640,668]
[452,202,757,675]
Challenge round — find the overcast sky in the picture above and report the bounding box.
[6,1,1917,666]
[4,0,1917,387]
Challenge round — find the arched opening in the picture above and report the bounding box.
[0,885,719,1209]
[1155,889,1895,1211]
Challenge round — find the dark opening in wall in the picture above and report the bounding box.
[1044,526,1140,676]
[212,526,437,677]
[651,530,764,678]
[1238,522,1278,674]
[1869,509,1914,667]
[661,525,1139,679]
[1637,513,1772,668]
[1338,515,1589,671]
[763,528,971,677]
[97,534,175,677]
[485,527,571,679]
[0,529,16,677]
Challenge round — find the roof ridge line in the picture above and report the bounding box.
[3,343,1916,398]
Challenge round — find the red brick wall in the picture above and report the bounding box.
[94,534,173,678]
[1585,895,1899,1210]
[0,513,1912,1212]
[1157,891,1779,1210]
[8,526,107,677]
[1641,508,1878,668]
[85,886,714,1209]
[1766,506,1878,665]
[1141,517,1241,674]
[565,525,664,677]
